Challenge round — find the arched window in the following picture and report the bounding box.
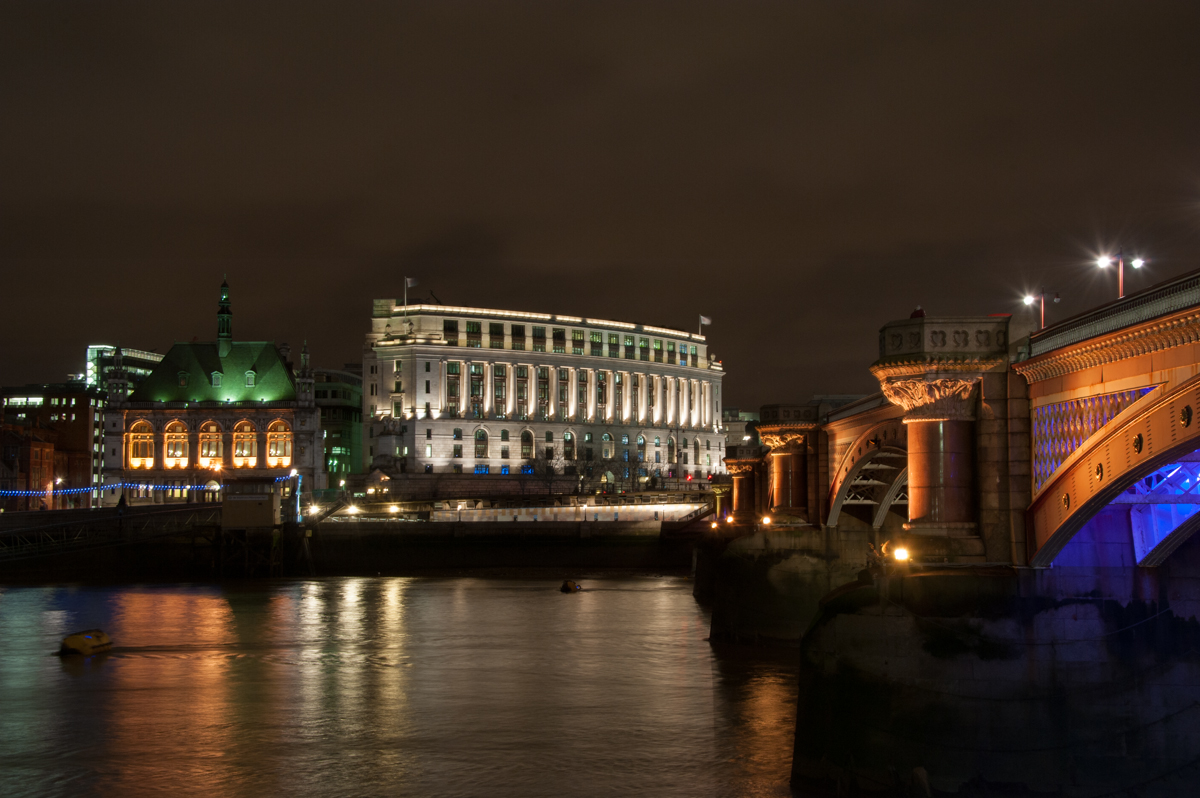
[500,429,510,442]
[475,429,489,458]
[233,420,258,467]
[245,371,256,388]
[521,431,533,459]
[545,431,553,443]
[621,434,629,445]
[667,437,676,466]
[601,433,612,441]
[199,422,223,468]
[563,432,575,461]
[128,420,154,468]
[694,439,700,465]
[654,437,660,447]
[601,432,613,460]
[164,420,188,468]
[637,435,646,462]
[636,435,645,445]
[267,420,293,468]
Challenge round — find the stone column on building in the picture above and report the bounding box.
[484,360,493,417]
[549,366,559,420]
[506,363,515,418]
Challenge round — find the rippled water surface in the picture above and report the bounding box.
[0,578,798,797]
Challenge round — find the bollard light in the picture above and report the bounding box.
[762,516,771,524]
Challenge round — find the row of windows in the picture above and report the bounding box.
[177,371,257,388]
[439,321,700,360]
[126,418,293,469]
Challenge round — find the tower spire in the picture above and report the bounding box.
[218,279,233,357]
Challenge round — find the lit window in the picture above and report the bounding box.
[233,420,258,467]
[128,420,154,468]
[245,371,256,388]
[164,420,188,468]
[267,420,293,468]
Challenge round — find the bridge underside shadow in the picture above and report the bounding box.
[1053,456,1200,568]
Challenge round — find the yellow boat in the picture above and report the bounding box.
[59,629,112,656]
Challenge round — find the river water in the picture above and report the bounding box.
[0,577,798,797]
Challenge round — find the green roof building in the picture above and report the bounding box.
[102,281,325,507]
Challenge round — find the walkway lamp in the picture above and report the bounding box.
[1097,249,1147,300]
[1023,290,1061,330]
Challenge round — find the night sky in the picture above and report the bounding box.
[3,2,1200,409]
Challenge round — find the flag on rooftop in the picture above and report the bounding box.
[699,315,713,326]
[406,277,419,288]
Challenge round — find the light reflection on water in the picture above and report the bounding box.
[0,578,797,797]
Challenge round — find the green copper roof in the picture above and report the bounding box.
[128,341,297,403]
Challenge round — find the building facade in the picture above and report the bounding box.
[1,382,107,508]
[101,281,324,506]
[363,302,726,486]
[315,366,363,477]
[84,345,163,395]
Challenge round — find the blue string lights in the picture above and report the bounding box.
[0,474,298,497]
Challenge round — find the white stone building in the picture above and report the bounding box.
[363,302,726,484]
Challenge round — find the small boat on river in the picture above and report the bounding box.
[59,630,112,656]
[560,580,582,593]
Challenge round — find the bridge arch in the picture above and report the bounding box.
[1029,375,1200,567]
[827,445,908,529]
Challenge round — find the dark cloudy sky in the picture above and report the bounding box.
[3,2,1200,408]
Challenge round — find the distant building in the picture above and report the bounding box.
[101,280,324,506]
[84,345,163,396]
[1,381,106,508]
[0,419,56,511]
[722,407,760,450]
[315,366,363,477]
[362,301,726,489]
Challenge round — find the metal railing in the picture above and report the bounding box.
[0,505,221,561]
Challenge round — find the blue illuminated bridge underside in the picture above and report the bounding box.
[1054,455,1200,568]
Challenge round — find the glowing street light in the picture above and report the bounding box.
[893,547,910,562]
[1097,249,1147,300]
[1022,289,1060,330]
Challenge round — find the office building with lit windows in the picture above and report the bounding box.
[101,281,324,505]
[363,301,726,486]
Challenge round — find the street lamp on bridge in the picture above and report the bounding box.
[1022,289,1061,330]
[1096,249,1147,300]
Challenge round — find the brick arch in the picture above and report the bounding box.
[1030,373,1200,566]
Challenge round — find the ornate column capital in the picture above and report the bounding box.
[757,424,814,452]
[870,358,1003,422]
[726,462,756,476]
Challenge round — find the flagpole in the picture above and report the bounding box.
[404,277,408,319]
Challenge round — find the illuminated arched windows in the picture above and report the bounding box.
[128,420,154,469]
[164,420,188,468]
[563,431,575,461]
[266,420,293,468]
[233,420,258,467]
[520,431,533,459]
[198,422,223,469]
[475,429,489,459]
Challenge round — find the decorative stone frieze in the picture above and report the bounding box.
[1014,309,1200,382]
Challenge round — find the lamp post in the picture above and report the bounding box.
[1022,289,1061,330]
[1097,249,1146,300]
